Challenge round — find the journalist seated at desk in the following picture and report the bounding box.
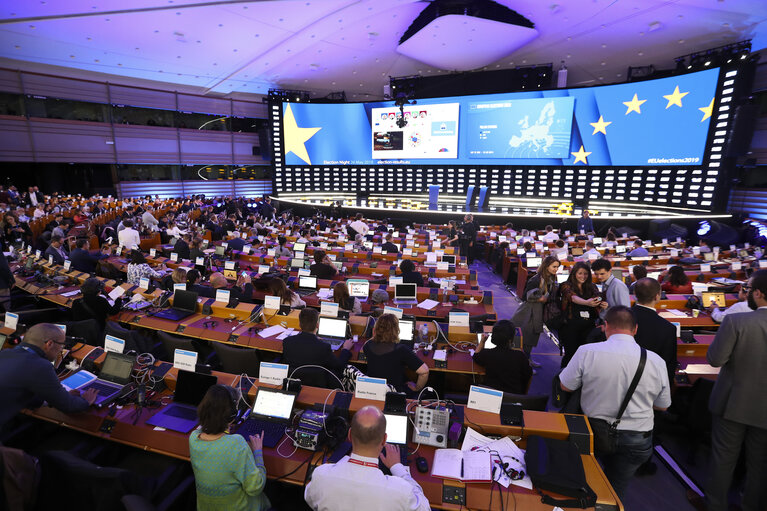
[305,405,430,511]
[208,271,254,304]
[333,281,362,314]
[398,259,424,287]
[68,238,111,273]
[268,278,306,308]
[126,249,165,286]
[186,269,215,298]
[0,323,98,434]
[309,250,337,280]
[189,385,270,511]
[71,277,127,331]
[282,308,353,389]
[362,314,429,395]
[473,319,533,395]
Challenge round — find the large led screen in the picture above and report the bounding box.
[282,68,719,167]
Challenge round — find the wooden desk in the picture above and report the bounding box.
[24,351,622,511]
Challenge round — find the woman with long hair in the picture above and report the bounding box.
[557,261,602,367]
[333,281,361,314]
[661,265,693,294]
[268,278,305,308]
[512,255,560,367]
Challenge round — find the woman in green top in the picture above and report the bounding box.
[189,385,270,511]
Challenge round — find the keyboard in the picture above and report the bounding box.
[237,418,287,448]
[87,381,121,395]
[379,444,409,475]
[164,406,198,420]
[297,289,316,297]
[319,337,344,351]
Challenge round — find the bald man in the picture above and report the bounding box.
[305,405,430,511]
[0,323,98,433]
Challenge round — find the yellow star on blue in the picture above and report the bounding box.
[662,86,689,109]
[571,145,591,165]
[283,104,321,165]
[622,93,646,115]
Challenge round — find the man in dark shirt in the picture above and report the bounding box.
[43,235,68,265]
[472,320,532,394]
[69,239,111,273]
[310,250,337,280]
[282,308,353,389]
[0,250,12,312]
[0,323,98,432]
[576,210,594,234]
[460,214,478,264]
[173,234,191,260]
[398,259,424,287]
[381,234,399,254]
[186,269,215,298]
[631,278,677,383]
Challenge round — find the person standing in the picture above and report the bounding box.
[513,255,560,367]
[460,214,477,265]
[591,258,630,319]
[560,306,671,498]
[577,210,593,234]
[305,406,430,511]
[705,270,767,511]
[631,278,677,386]
[557,262,602,367]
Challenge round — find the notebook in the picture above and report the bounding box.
[431,449,492,482]
[145,370,217,433]
[317,317,348,350]
[236,388,297,448]
[296,275,317,296]
[347,279,370,303]
[394,283,418,305]
[71,352,136,406]
[153,289,198,321]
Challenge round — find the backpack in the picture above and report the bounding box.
[524,435,597,508]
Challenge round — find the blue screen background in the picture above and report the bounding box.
[283,68,719,167]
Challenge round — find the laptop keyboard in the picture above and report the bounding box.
[88,381,120,395]
[297,289,316,296]
[164,406,198,420]
[237,419,287,448]
[318,337,343,350]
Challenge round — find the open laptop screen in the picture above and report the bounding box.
[384,413,408,445]
[395,283,417,300]
[318,317,347,339]
[173,289,198,312]
[174,370,217,406]
[442,254,456,265]
[100,352,135,383]
[348,280,369,298]
[399,319,414,341]
[293,242,306,253]
[253,388,296,420]
[299,276,317,289]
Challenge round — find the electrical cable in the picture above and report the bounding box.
[288,364,344,390]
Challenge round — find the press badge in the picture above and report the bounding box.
[580,311,590,319]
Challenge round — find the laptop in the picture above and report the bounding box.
[296,275,317,296]
[153,289,199,321]
[290,258,306,269]
[399,319,415,346]
[703,252,715,261]
[442,254,456,265]
[347,279,370,303]
[394,283,418,305]
[293,242,306,253]
[146,370,217,433]
[317,316,348,350]
[236,388,297,448]
[526,257,541,269]
[79,352,136,407]
[702,291,726,307]
[214,245,226,256]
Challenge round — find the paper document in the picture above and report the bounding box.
[258,325,286,338]
[681,364,721,375]
[418,299,439,310]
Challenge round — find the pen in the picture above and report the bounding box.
[460,458,464,479]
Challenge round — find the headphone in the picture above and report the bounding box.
[222,385,239,424]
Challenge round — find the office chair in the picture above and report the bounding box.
[105,321,157,355]
[58,319,102,347]
[157,331,198,362]
[212,343,260,378]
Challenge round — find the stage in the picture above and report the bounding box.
[273,192,732,224]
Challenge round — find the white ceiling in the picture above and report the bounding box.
[0,0,765,101]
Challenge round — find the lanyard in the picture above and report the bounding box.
[348,458,379,469]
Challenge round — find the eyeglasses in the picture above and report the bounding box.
[742,285,751,291]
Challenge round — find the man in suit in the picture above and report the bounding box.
[69,239,110,273]
[282,308,353,389]
[705,270,767,511]
[173,233,191,260]
[381,233,399,254]
[43,235,68,265]
[631,278,677,384]
[185,269,214,298]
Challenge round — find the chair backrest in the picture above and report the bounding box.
[502,392,549,411]
[212,343,260,378]
[157,331,197,362]
[59,319,101,346]
[104,321,153,354]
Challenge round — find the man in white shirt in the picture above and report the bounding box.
[708,285,751,322]
[560,306,671,498]
[349,213,369,238]
[542,225,560,243]
[117,219,141,249]
[582,241,601,260]
[305,406,430,511]
[33,204,45,219]
[141,207,159,231]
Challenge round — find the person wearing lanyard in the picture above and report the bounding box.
[305,406,430,511]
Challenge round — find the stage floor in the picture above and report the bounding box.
[274,193,731,220]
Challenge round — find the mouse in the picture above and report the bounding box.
[415,456,429,473]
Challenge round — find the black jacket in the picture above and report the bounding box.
[381,242,399,254]
[173,239,190,260]
[631,304,678,382]
[309,262,337,280]
[69,248,107,274]
[401,270,424,287]
[282,331,350,389]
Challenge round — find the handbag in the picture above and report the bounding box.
[589,347,647,456]
[543,299,563,330]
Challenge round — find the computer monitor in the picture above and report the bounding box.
[298,275,317,290]
[442,254,456,265]
[394,283,417,301]
[526,257,541,269]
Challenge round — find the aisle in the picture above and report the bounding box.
[472,260,698,511]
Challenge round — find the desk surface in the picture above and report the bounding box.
[25,350,622,511]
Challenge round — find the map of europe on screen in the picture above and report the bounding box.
[281,67,719,167]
